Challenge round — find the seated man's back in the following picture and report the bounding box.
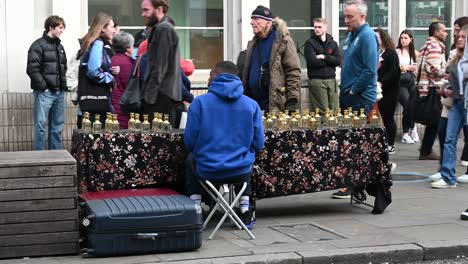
[184,61,264,180]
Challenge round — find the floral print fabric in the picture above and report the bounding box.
[71,128,391,204]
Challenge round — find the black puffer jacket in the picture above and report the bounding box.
[304,33,340,79]
[27,32,67,91]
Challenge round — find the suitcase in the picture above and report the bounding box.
[79,188,203,257]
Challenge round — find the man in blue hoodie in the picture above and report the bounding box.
[333,0,379,199]
[184,61,265,229]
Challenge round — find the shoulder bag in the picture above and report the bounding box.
[408,46,441,126]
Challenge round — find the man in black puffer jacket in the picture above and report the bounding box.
[26,15,67,150]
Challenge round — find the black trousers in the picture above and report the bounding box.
[378,93,398,146]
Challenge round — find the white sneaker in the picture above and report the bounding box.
[390,162,397,173]
[457,174,468,183]
[461,160,468,166]
[430,172,442,182]
[431,179,456,189]
[401,133,415,144]
[411,129,420,143]
[388,145,396,155]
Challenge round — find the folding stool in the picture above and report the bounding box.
[199,179,255,240]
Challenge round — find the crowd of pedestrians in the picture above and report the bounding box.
[25,0,468,223]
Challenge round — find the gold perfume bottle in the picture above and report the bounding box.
[290,115,299,129]
[83,112,92,131]
[343,109,352,128]
[359,108,367,127]
[142,114,151,132]
[128,113,136,131]
[370,110,381,127]
[309,115,318,130]
[163,114,172,130]
[92,114,102,133]
[105,113,113,133]
[314,108,322,127]
[352,111,361,128]
[112,114,119,132]
[336,108,343,127]
[326,111,336,129]
[134,113,142,132]
[301,111,309,129]
[266,113,275,130]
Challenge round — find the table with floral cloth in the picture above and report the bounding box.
[71,128,392,213]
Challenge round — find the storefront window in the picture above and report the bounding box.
[270,0,321,68]
[338,0,389,46]
[88,0,224,69]
[406,0,452,54]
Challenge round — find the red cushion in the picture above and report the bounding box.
[79,188,180,201]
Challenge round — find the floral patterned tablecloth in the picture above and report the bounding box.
[71,128,392,212]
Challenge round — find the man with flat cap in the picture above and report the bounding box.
[241,5,301,112]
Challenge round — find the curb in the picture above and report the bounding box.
[417,240,468,261]
[157,252,303,264]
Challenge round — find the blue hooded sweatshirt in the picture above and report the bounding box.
[184,73,265,180]
[340,22,379,103]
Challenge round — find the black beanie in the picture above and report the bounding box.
[251,5,274,21]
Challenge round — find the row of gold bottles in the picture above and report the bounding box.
[262,107,381,130]
[80,112,172,133]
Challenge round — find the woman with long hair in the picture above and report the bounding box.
[396,30,419,144]
[432,25,468,188]
[77,12,116,126]
[375,28,400,155]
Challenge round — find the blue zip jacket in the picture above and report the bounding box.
[340,23,379,103]
[80,39,114,86]
[184,73,265,180]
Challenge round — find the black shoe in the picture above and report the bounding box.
[461,209,468,220]
[238,207,255,229]
[331,189,351,199]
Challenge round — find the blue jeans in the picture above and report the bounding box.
[440,99,466,185]
[34,90,65,150]
[339,93,374,115]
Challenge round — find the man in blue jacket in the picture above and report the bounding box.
[184,61,265,229]
[340,0,379,115]
[333,0,379,199]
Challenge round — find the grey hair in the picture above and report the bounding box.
[112,31,134,54]
[346,0,368,16]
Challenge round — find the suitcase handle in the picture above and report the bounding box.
[134,233,160,240]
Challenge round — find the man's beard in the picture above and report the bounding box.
[145,15,158,27]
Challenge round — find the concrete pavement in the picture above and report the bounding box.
[2,136,468,264]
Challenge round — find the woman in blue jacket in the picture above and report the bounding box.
[77,12,116,126]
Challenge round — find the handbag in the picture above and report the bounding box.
[408,46,441,126]
[400,72,415,87]
[77,65,111,113]
[119,56,144,114]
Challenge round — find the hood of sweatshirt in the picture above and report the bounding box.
[208,73,244,100]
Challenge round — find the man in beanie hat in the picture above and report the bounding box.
[241,5,301,112]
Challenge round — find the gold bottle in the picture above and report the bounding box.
[359,108,367,127]
[270,110,278,129]
[134,113,142,132]
[309,115,318,130]
[343,109,352,128]
[301,112,309,129]
[314,108,322,127]
[370,110,381,127]
[266,113,275,130]
[327,111,336,129]
[82,112,92,131]
[105,113,113,133]
[336,108,343,127]
[128,113,136,132]
[348,107,354,118]
[92,114,102,133]
[112,114,119,132]
[142,114,151,132]
[291,115,299,129]
[163,114,172,130]
[352,111,361,128]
